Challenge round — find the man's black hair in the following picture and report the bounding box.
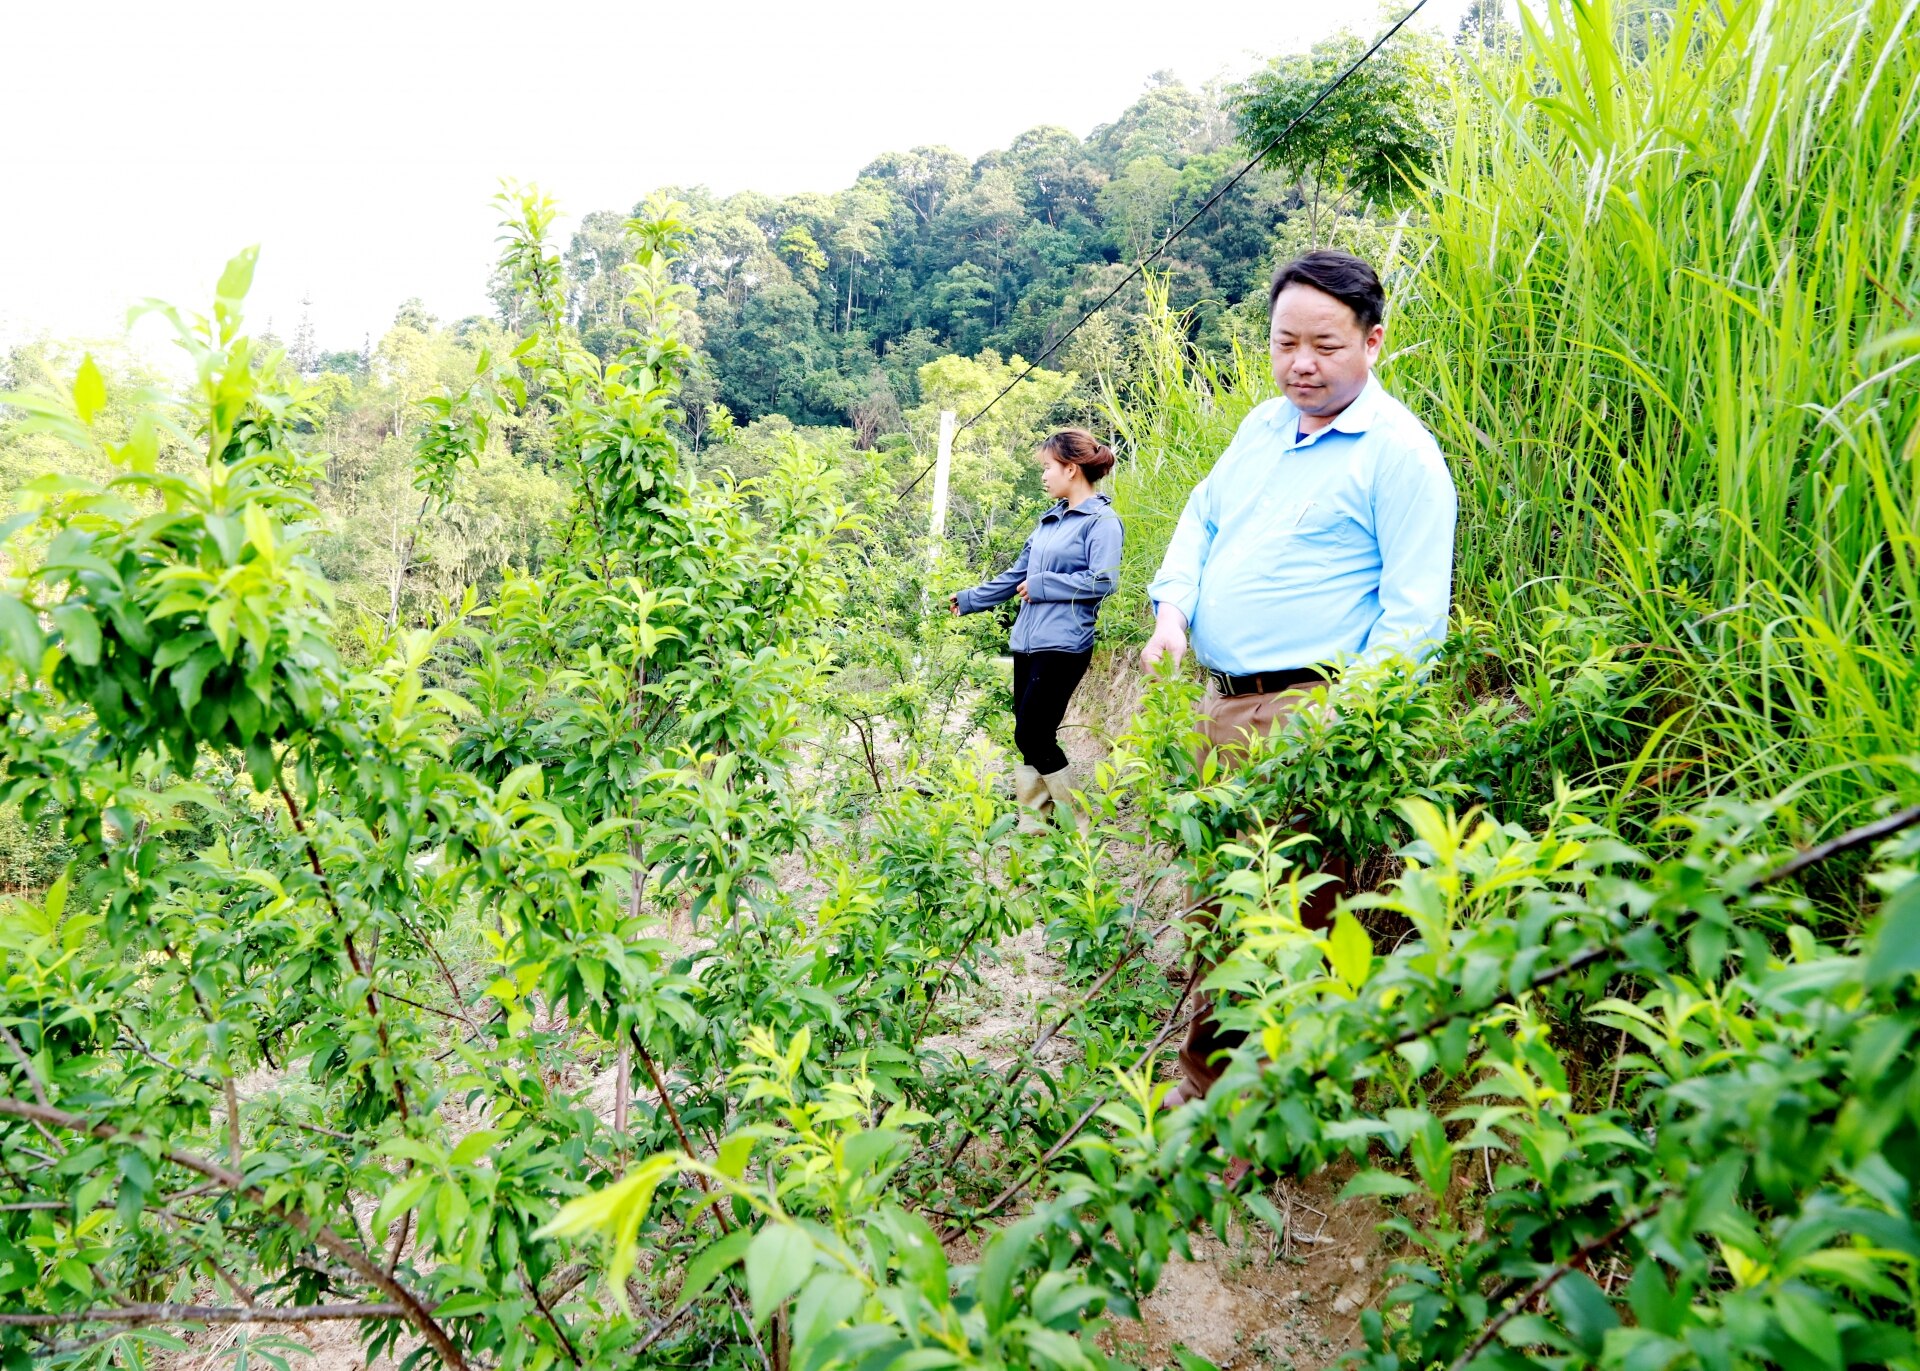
[1268,250,1386,331]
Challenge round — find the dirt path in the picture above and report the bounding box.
[917,654,1395,1369]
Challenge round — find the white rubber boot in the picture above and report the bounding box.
[1039,767,1077,831]
[1013,764,1053,833]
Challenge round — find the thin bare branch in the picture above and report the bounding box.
[934,969,1204,1240]
[945,913,1182,1170]
[117,1034,220,1090]
[0,1096,467,1370]
[276,771,410,1122]
[630,1032,731,1234]
[1752,803,1920,888]
[632,1298,697,1354]
[523,1261,584,1367]
[1447,1200,1664,1371]
[0,1302,409,1327]
[0,1024,64,1155]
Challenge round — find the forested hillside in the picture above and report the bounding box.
[548,24,1452,432]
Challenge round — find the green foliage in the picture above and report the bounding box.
[1051,743,1920,1371]
[906,350,1079,544]
[0,186,1175,1371]
[1232,24,1449,213]
[3,2,1917,1368]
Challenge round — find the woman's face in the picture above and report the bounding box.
[1039,450,1080,501]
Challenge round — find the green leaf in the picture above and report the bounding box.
[1325,911,1373,990]
[51,603,101,666]
[73,355,106,425]
[1547,1270,1618,1357]
[745,1222,815,1323]
[536,1165,656,1241]
[0,510,37,547]
[536,1155,674,1313]
[0,594,45,671]
[1772,1287,1842,1371]
[498,763,545,802]
[216,248,259,311]
[43,873,68,924]
[372,1172,432,1239]
[790,1270,863,1350]
[449,1130,505,1167]
[428,1293,498,1318]
[172,643,223,712]
[1864,878,1920,989]
[716,1132,756,1179]
[1339,1169,1420,1200]
[244,739,276,791]
[678,1226,752,1308]
[243,502,277,563]
[1241,1191,1287,1238]
[976,1215,1041,1328]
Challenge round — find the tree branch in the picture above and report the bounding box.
[1751,803,1920,889]
[523,1261,584,1368]
[0,1302,408,1328]
[1446,1199,1664,1371]
[0,1097,466,1370]
[934,969,1204,1239]
[943,913,1179,1170]
[629,1031,730,1234]
[0,1024,64,1155]
[276,772,411,1123]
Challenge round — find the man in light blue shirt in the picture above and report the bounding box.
[1142,249,1456,1106]
[1143,252,1457,694]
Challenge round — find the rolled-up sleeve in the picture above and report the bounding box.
[1029,514,1123,602]
[1360,440,1457,663]
[1147,475,1213,622]
[955,539,1032,615]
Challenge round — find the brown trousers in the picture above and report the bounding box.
[1176,685,1347,1098]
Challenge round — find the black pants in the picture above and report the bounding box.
[1011,649,1092,775]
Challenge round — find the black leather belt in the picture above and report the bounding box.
[1207,666,1328,697]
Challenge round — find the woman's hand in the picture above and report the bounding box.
[949,593,960,616]
[1016,580,1030,602]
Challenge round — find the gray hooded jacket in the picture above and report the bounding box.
[955,493,1124,653]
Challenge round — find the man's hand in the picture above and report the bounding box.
[949,594,961,616]
[1140,604,1188,671]
[1016,580,1030,602]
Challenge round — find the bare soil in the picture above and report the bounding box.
[923,653,1397,1369]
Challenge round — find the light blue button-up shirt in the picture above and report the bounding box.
[1147,376,1457,676]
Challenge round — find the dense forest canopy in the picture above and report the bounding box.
[532,28,1450,433]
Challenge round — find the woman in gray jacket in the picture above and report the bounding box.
[952,429,1125,829]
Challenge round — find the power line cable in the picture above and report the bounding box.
[895,0,1431,504]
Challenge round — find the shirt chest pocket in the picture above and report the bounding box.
[1290,504,1366,549]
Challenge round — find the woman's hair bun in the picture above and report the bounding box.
[1040,428,1117,483]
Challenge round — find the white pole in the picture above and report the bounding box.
[930,410,956,542]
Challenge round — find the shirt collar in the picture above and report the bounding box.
[1272,375,1384,447]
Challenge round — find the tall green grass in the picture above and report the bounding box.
[1109,0,1919,835]
[1101,277,1275,620]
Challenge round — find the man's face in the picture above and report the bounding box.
[1269,283,1385,419]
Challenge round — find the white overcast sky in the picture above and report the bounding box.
[3,0,1473,356]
